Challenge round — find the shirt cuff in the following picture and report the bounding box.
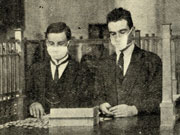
[131,105,138,115]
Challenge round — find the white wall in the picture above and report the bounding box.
[24,0,114,40]
[114,0,159,36]
[164,0,180,35]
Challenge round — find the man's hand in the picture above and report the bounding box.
[29,102,45,118]
[99,102,113,116]
[109,104,138,117]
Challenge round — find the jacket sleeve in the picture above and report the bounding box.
[135,55,162,114]
[25,64,44,108]
[77,55,105,107]
[92,58,109,106]
[94,67,108,105]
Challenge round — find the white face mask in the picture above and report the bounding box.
[47,46,68,60]
[111,28,133,51]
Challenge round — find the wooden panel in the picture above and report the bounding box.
[0,40,25,122]
[0,0,24,28]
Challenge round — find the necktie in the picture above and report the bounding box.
[54,64,61,82]
[51,56,69,82]
[118,51,124,77]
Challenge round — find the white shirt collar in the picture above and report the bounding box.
[115,42,135,64]
[51,54,69,65]
[116,42,134,55]
[50,55,69,80]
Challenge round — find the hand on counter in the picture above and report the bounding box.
[99,102,114,116]
[109,104,138,117]
[29,102,45,119]
[100,103,138,117]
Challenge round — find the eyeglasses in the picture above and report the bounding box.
[46,40,68,47]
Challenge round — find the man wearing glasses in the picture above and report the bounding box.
[27,22,92,118]
[97,8,162,117]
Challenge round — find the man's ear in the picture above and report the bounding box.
[67,40,71,49]
[132,26,135,31]
[130,27,135,38]
[67,40,71,46]
[131,27,135,35]
[127,27,135,44]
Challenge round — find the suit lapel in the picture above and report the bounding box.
[102,53,117,93]
[57,58,79,91]
[107,53,116,82]
[109,52,116,73]
[121,46,144,91]
[33,60,51,101]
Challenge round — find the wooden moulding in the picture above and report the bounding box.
[49,107,99,127]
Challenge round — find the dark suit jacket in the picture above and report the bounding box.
[26,56,94,114]
[95,46,162,114]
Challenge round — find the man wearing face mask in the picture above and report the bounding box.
[26,22,92,118]
[96,8,162,117]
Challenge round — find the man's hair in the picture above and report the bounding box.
[107,7,133,29]
[45,22,71,40]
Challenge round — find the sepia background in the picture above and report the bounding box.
[0,0,180,134]
[1,0,180,40]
